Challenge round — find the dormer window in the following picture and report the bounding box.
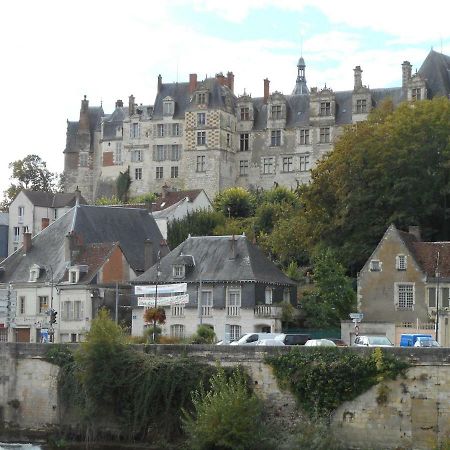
[396,255,407,271]
[173,265,185,279]
[197,92,207,105]
[163,98,175,116]
[271,105,282,119]
[68,265,88,284]
[29,264,42,282]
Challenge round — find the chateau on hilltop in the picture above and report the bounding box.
[63,50,450,202]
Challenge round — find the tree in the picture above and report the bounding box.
[116,167,131,202]
[299,97,450,271]
[300,249,356,328]
[1,154,57,209]
[213,187,255,218]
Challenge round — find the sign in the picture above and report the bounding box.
[138,293,189,307]
[135,283,187,295]
[349,312,364,320]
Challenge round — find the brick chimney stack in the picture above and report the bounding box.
[115,99,123,108]
[144,239,154,271]
[227,71,234,93]
[263,78,270,104]
[402,61,412,90]
[23,232,32,253]
[189,73,197,94]
[157,74,162,93]
[78,95,90,133]
[353,66,363,91]
[129,94,135,116]
[41,218,49,230]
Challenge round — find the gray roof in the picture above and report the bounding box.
[418,50,450,98]
[0,204,168,284]
[22,190,87,208]
[133,235,294,286]
[0,213,8,227]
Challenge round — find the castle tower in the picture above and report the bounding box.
[292,56,309,95]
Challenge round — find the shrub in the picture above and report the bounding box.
[190,325,216,344]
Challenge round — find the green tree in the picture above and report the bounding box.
[300,249,356,328]
[300,97,450,271]
[213,187,255,218]
[1,154,57,209]
[116,167,132,202]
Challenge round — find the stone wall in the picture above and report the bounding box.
[1,343,450,449]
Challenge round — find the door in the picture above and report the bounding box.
[16,328,31,342]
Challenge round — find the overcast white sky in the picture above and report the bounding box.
[1,0,449,198]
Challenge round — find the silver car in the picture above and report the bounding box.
[353,335,394,347]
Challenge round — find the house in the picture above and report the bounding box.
[63,50,450,202]
[352,224,450,346]
[0,212,8,259]
[0,204,168,343]
[151,186,212,238]
[8,189,87,255]
[131,234,296,341]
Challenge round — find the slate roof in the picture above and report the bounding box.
[151,189,204,212]
[0,213,8,227]
[0,204,168,284]
[418,50,450,98]
[133,235,295,286]
[22,190,87,208]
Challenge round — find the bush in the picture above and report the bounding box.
[183,367,269,450]
[190,325,216,344]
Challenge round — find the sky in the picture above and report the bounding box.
[1,0,449,199]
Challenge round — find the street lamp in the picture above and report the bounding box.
[152,250,161,343]
[435,251,440,344]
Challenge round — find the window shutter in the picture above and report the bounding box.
[80,302,84,320]
[428,288,436,307]
[164,145,168,161]
[442,288,449,308]
[153,146,157,161]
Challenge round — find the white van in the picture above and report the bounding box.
[229,333,280,345]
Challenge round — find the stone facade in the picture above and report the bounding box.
[63,51,450,202]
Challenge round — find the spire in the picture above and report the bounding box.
[292,55,309,95]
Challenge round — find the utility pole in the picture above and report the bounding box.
[152,250,161,343]
[436,251,440,344]
[115,281,119,324]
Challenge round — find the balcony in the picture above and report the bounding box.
[226,306,240,317]
[254,305,282,318]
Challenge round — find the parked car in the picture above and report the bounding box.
[304,339,337,347]
[255,339,285,346]
[274,333,311,345]
[229,333,280,345]
[414,337,440,347]
[353,335,394,347]
[400,333,433,347]
[330,338,347,347]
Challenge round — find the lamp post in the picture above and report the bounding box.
[152,250,161,343]
[46,265,55,343]
[435,251,440,344]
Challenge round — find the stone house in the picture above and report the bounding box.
[355,224,450,346]
[0,203,168,343]
[8,189,87,255]
[131,234,296,341]
[63,50,450,203]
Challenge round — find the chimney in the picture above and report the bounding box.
[227,71,234,93]
[402,61,412,90]
[41,218,49,230]
[157,74,162,93]
[115,99,123,108]
[75,186,81,206]
[23,232,32,253]
[78,95,90,133]
[161,183,170,199]
[65,231,82,262]
[408,226,421,241]
[353,66,363,90]
[230,235,237,259]
[189,73,197,94]
[129,94,135,116]
[144,239,154,271]
[215,72,226,86]
[263,78,270,104]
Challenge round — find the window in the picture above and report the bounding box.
[265,287,273,305]
[428,287,436,307]
[171,166,179,178]
[370,260,381,272]
[13,226,20,242]
[131,149,143,162]
[271,105,282,119]
[239,160,249,176]
[135,168,142,180]
[196,155,206,172]
[62,300,83,321]
[228,324,241,341]
[197,93,206,104]
[171,324,185,338]
[69,269,78,283]
[320,101,331,116]
[154,145,165,161]
[156,167,163,179]
[442,288,450,308]
[171,304,184,317]
[356,99,367,113]
[115,142,123,164]
[171,144,180,161]
[319,127,330,143]
[173,265,185,278]
[412,88,421,101]
[240,107,249,120]
[197,131,206,146]
[74,301,83,320]
[38,296,48,314]
[271,129,281,146]
[79,153,88,167]
[163,101,174,116]
[283,289,290,303]
[201,290,213,317]
[299,154,310,172]
[396,255,407,271]
[299,129,310,145]
[227,289,241,316]
[29,266,40,282]
[226,133,231,147]
[282,157,293,173]
[240,133,249,151]
[197,112,206,126]
[157,124,164,137]
[19,296,25,315]
[131,122,140,138]
[263,157,274,174]
[172,123,180,136]
[396,283,414,310]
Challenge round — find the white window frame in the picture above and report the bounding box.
[228,324,241,341]
[19,296,25,315]
[396,255,407,271]
[171,304,185,317]
[131,149,143,162]
[13,226,20,242]
[18,206,25,223]
[196,155,206,172]
[170,324,185,338]
[271,104,282,119]
[135,168,142,180]
[356,99,367,113]
[197,131,206,146]
[270,129,281,147]
[283,289,290,303]
[115,142,123,164]
[38,296,48,314]
[156,167,163,179]
[131,123,140,139]
[172,123,180,136]
[239,160,249,176]
[227,288,241,316]
[299,129,309,145]
[319,127,330,143]
[263,157,274,174]
[320,101,331,116]
[299,154,310,172]
[171,166,179,179]
[265,287,273,305]
[240,107,249,121]
[201,290,213,317]
[395,282,415,310]
[197,112,206,126]
[282,156,293,173]
[173,265,185,278]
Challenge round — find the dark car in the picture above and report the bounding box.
[330,338,347,347]
[274,334,311,345]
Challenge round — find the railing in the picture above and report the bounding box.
[201,305,212,317]
[254,305,281,318]
[226,306,240,317]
